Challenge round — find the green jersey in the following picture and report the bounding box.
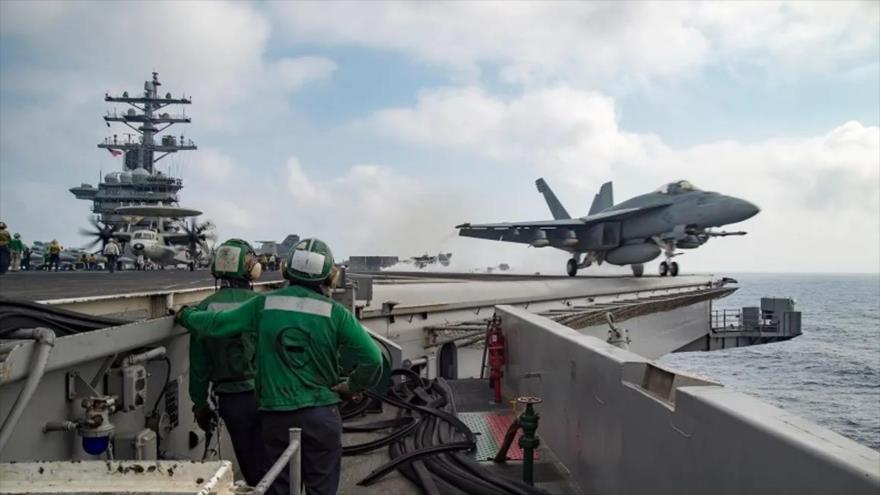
[9,238,23,252]
[188,288,259,410]
[180,284,383,412]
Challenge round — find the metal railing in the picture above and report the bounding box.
[711,309,742,332]
[251,427,302,495]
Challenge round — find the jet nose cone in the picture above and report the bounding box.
[730,198,760,222]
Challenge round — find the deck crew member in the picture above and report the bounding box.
[189,238,264,486]
[9,233,24,272]
[48,239,63,272]
[0,222,10,274]
[177,238,383,495]
[103,239,120,273]
[22,246,31,271]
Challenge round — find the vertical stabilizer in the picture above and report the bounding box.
[535,178,571,219]
[589,182,614,214]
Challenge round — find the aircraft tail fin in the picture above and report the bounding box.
[535,178,571,219]
[589,182,614,214]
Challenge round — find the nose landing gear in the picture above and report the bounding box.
[659,260,679,276]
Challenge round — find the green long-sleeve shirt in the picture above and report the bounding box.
[9,239,24,252]
[180,284,383,412]
[188,288,260,410]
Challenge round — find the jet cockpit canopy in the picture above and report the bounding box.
[654,180,701,195]
[132,231,158,241]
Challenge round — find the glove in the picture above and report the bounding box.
[332,381,362,402]
[171,305,191,325]
[193,405,218,433]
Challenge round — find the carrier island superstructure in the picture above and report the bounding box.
[69,72,196,232]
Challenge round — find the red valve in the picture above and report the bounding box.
[487,319,506,403]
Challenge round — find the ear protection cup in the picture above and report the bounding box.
[326,265,340,289]
[248,257,262,280]
[242,252,262,281]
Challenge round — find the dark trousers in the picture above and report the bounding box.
[218,391,263,486]
[261,405,342,495]
[49,254,60,271]
[0,247,9,274]
[106,255,117,272]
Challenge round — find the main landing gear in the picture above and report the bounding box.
[566,253,593,277]
[566,258,578,277]
[631,263,644,277]
[659,260,679,277]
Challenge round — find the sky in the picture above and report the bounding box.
[0,1,878,274]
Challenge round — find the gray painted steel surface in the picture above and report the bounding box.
[497,305,880,495]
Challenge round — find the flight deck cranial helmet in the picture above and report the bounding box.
[0,222,6,229]
[211,238,262,281]
[13,233,20,239]
[284,238,336,284]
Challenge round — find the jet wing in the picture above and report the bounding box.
[456,206,664,243]
[456,219,586,244]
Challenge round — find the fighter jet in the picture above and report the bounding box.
[255,235,301,259]
[408,252,453,269]
[456,178,759,277]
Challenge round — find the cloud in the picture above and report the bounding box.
[0,1,336,133]
[360,85,880,272]
[270,2,878,84]
[362,86,654,188]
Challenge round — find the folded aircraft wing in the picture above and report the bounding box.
[456,206,664,243]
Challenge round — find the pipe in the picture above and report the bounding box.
[0,327,56,453]
[43,420,78,433]
[122,346,166,367]
[252,427,302,495]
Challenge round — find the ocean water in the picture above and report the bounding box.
[660,273,880,451]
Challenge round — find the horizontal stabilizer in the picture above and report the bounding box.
[589,182,613,215]
[535,178,571,220]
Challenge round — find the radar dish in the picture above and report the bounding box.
[114,205,202,218]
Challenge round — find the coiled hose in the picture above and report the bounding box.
[341,368,549,495]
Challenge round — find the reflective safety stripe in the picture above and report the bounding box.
[264,295,332,318]
[206,302,246,312]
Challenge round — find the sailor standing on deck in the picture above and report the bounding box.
[188,239,264,486]
[0,222,10,275]
[103,239,120,273]
[48,239,63,271]
[177,238,383,495]
[9,233,24,272]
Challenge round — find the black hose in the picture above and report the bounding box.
[0,297,127,337]
[151,356,172,416]
[342,417,419,456]
[339,368,551,494]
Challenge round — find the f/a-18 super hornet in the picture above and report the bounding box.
[456,178,759,277]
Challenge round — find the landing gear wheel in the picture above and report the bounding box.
[566,258,578,277]
[659,261,668,276]
[669,261,679,277]
[631,263,644,277]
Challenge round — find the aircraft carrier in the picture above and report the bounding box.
[1,266,877,494]
[1,74,877,494]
